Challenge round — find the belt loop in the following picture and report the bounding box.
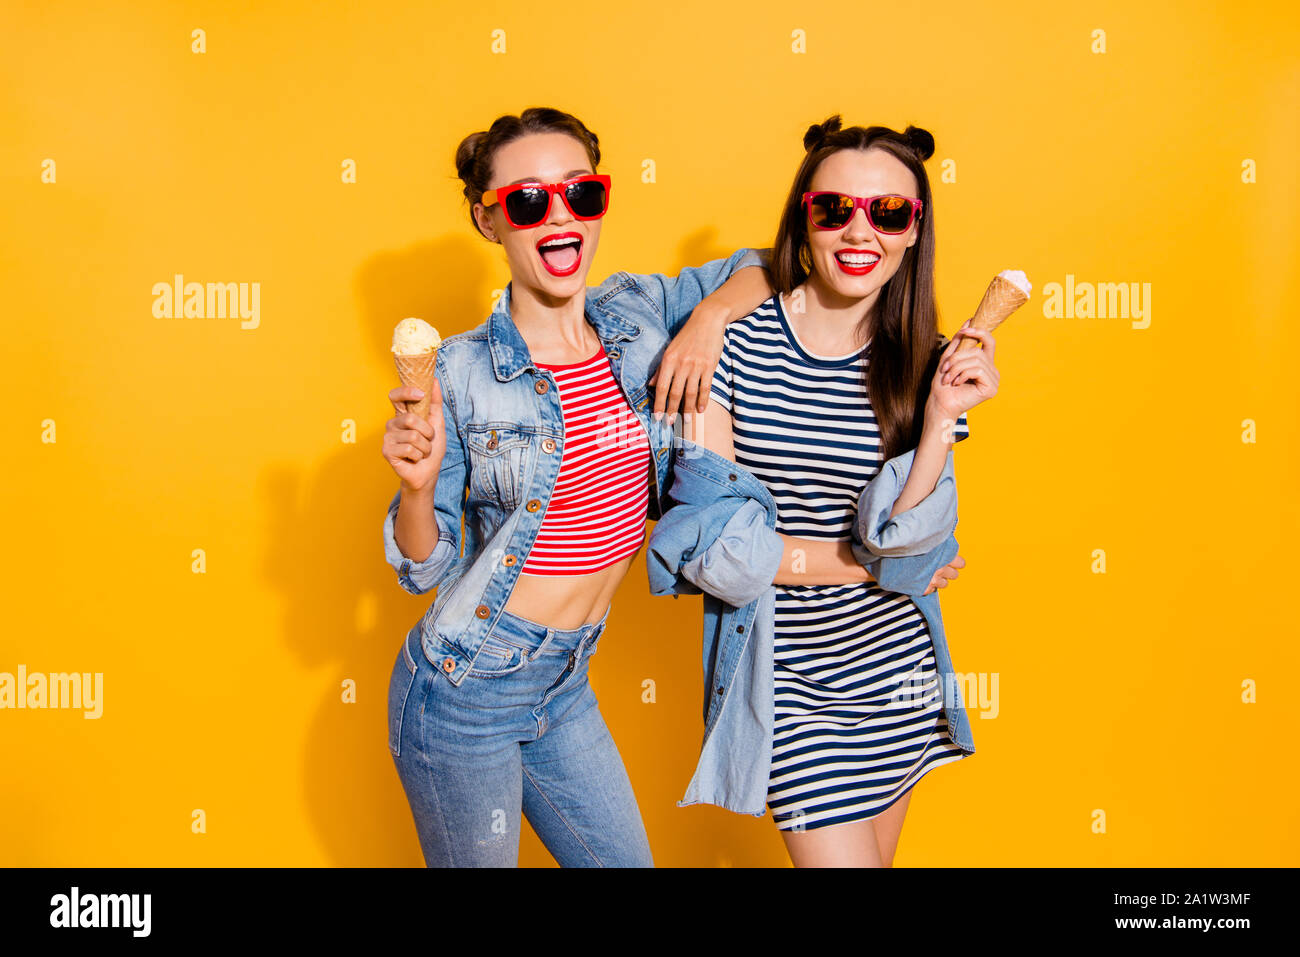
[528,627,556,661]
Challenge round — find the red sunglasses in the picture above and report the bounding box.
[482,174,612,228]
[802,191,923,234]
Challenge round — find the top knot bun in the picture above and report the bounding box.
[903,125,935,161]
[453,108,602,241]
[454,130,486,185]
[803,115,843,152]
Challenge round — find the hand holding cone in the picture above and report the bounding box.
[957,270,1031,352]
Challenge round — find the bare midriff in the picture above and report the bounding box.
[502,546,641,630]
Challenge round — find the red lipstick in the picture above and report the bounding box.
[833,248,881,276]
[536,231,584,277]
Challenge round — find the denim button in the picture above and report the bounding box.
[487,430,498,450]
[475,604,490,619]
[526,499,541,512]
[502,554,517,566]
[535,379,548,394]
[442,657,455,673]
[542,438,556,453]
[728,473,737,481]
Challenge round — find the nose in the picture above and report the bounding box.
[843,204,873,241]
[544,188,572,226]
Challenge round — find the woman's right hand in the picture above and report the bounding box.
[382,381,445,493]
[926,322,999,429]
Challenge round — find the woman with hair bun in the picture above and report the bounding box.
[379,106,771,867]
[659,116,999,866]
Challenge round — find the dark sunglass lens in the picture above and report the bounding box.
[566,180,607,218]
[809,193,853,228]
[870,196,914,233]
[505,187,550,226]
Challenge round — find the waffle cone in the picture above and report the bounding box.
[394,349,438,418]
[958,274,1030,352]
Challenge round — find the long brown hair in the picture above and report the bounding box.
[454,107,601,240]
[770,116,947,463]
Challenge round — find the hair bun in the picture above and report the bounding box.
[803,115,843,152]
[455,130,486,184]
[903,125,935,161]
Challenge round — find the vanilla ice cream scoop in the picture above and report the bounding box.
[391,317,441,356]
[392,318,442,418]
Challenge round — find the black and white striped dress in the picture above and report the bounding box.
[709,293,970,832]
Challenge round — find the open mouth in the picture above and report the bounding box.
[536,231,583,277]
[834,249,881,276]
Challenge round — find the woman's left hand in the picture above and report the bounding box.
[927,320,1000,424]
[923,554,966,596]
[648,304,727,422]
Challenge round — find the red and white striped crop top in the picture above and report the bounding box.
[519,346,652,576]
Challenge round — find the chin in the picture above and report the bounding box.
[817,267,879,300]
[535,269,588,299]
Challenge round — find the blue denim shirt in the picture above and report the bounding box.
[381,247,767,683]
[644,437,977,817]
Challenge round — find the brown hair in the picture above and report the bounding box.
[454,107,601,239]
[770,115,947,464]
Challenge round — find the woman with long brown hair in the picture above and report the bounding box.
[683,116,999,866]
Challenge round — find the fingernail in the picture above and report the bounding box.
[413,390,424,398]
[653,411,663,421]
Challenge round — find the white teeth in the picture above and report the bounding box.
[837,251,880,265]
[540,237,579,249]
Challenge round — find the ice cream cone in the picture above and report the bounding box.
[394,349,437,419]
[957,272,1031,352]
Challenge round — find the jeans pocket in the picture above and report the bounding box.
[467,634,529,678]
[388,633,420,757]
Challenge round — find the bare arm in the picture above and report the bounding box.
[891,321,1000,518]
[888,412,954,519]
[381,373,466,594]
[393,486,438,562]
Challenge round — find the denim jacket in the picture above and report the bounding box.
[644,437,976,817]
[381,247,767,683]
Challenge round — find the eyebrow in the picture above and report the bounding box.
[506,169,592,186]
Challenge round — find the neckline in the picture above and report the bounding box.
[773,292,870,367]
[535,344,605,370]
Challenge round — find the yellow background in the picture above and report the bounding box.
[3,0,1297,866]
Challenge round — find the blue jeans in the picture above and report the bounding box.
[387,603,654,867]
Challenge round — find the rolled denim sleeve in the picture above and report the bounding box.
[631,246,771,338]
[678,499,783,608]
[381,353,467,595]
[645,498,726,598]
[647,493,782,606]
[382,491,459,595]
[855,447,958,557]
[850,446,960,597]
[856,534,961,598]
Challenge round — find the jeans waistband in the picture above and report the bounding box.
[494,602,612,654]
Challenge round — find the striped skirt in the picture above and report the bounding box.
[767,581,969,832]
